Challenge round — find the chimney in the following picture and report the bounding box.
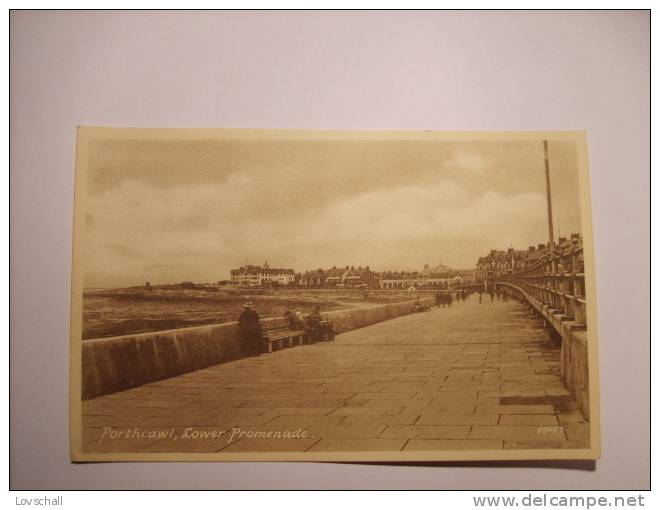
[538,243,545,250]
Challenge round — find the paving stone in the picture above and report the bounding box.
[380,425,471,439]
[404,439,503,450]
[339,414,420,426]
[557,411,587,424]
[82,405,166,417]
[302,399,360,407]
[431,396,500,407]
[237,397,312,407]
[471,425,566,441]
[416,413,499,426]
[363,397,431,407]
[499,415,559,426]
[500,383,546,392]
[260,407,336,419]
[309,438,406,451]
[475,404,555,415]
[198,407,268,417]
[221,438,320,452]
[264,415,345,427]
[432,390,479,399]
[477,390,504,399]
[329,406,404,416]
[500,389,547,398]
[545,388,572,397]
[306,425,389,439]
[422,404,477,414]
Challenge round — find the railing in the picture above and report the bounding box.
[496,237,587,328]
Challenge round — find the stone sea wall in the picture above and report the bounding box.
[81,297,435,400]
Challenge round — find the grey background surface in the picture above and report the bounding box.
[10,10,650,489]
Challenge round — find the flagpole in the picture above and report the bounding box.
[543,140,555,249]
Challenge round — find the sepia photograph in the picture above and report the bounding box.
[68,127,600,462]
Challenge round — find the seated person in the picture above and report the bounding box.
[294,309,306,329]
[305,306,324,342]
[284,310,298,330]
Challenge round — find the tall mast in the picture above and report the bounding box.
[543,140,554,248]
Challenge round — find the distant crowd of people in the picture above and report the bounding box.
[434,289,472,307]
[432,287,514,307]
[474,287,511,304]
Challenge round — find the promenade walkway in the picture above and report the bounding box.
[81,295,589,453]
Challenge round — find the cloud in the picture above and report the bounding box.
[83,177,547,287]
[446,150,491,173]
[82,138,581,287]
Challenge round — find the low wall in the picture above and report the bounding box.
[496,282,590,419]
[561,328,589,420]
[82,322,242,400]
[81,297,435,400]
[323,298,434,334]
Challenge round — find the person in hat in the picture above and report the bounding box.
[294,309,306,329]
[238,301,263,355]
[283,310,297,330]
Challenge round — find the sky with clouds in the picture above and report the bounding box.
[83,137,582,288]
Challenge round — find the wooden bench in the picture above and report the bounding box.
[261,318,306,352]
[261,317,336,352]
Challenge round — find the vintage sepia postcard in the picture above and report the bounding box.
[70,128,600,462]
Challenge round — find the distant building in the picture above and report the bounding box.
[475,234,582,280]
[379,262,466,289]
[476,244,549,280]
[298,265,378,289]
[230,261,295,287]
